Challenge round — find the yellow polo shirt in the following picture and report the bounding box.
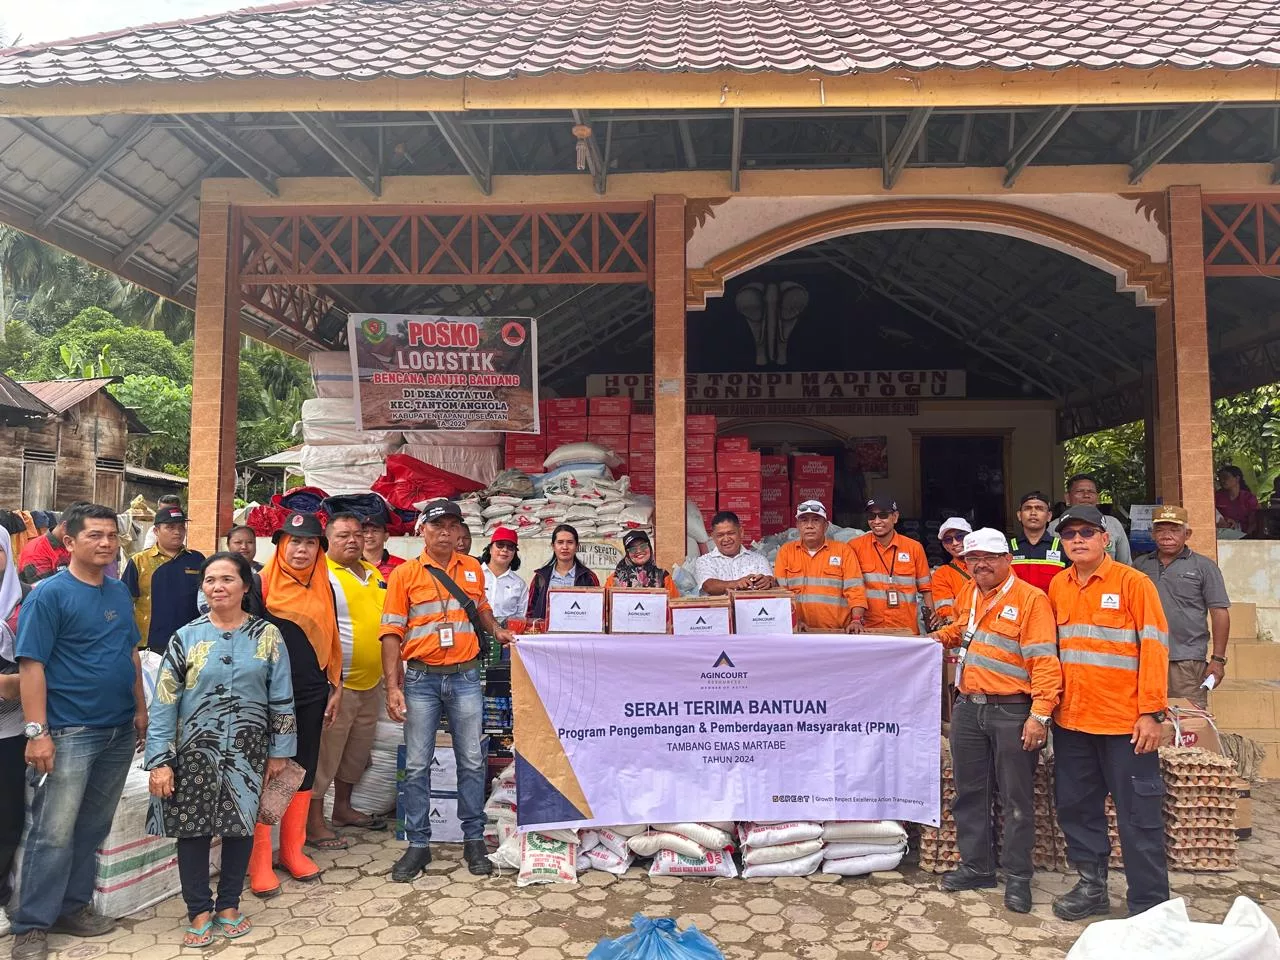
[326,556,387,691]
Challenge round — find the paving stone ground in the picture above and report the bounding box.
[11,782,1280,960]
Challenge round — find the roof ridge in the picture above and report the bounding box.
[0,0,332,57]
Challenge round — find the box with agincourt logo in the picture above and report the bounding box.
[670,596,733,635]
[607,587,671,634]
[546,587,606,633]
[728,589,795,635]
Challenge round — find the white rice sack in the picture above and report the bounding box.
[309,350,353,398]
[648,848,737,878]
[596,501,626,517]
[579,845,633,876]
[618,503,654,526]
[517,833,578,886]
[564,503,599,521]
[627,831,706,861]
[580,830,600,853]
[823,839,909,860]
[743,838,823,866]
[740,821,824,848]
[402,430,501,447]
[604,824,647,837]
[489,832,521,870]
[481,503,516,519]
[821,849,906,876]
[596,828,632,859]
[741,849,824,879]
[488,780,518,807]
[537,828,580,844]
[821,820,908,843]
[651,822,734,851]
[544,442,621,469]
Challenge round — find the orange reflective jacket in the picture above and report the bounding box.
[774,539,867,631]
[381,552,491,665]
[930,560,970,621]
[850,532,931,631]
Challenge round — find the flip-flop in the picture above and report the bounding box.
[183,920,215,949]
[335,815,387,831]
[216,914,253,939]
[305,835,351,850]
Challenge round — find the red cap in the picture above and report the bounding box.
[490,526,518,545]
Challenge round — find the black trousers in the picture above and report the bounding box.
[0,734,25,905]
[294,698,325,792]
[175,836,252,922]
[949,698,1039,878]
[1054,725,1170,914]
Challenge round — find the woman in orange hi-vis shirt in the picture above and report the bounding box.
[930,517,973,624]
[1046,504,1169,924]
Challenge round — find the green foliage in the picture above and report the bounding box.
[1212,383,1280,498]
[109,374,192,471]
[1064,420,1148,509]
[19,307,188,381]
[0,318,41,377]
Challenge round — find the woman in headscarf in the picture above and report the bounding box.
[145,552,295,947]
[249,512,344,898]
[604,531,679,599]
[0,527,29,936]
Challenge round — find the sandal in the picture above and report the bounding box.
[305,835,350,850]
[183,919,215,949]
[216,914,253,939]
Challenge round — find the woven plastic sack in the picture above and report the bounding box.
[587,914,724,960]
[371,453,485,510]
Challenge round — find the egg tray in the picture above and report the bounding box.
[1159,746,1237,772]
[1167,855,1238,872]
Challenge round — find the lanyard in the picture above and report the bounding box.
[956,575,1017,690]
[875,538,898,579]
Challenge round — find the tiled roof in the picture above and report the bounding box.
[3,0,1280,85]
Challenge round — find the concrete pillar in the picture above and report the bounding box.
[188,200,240,554]
[1156,186,1216,557]
[652,194,687,569]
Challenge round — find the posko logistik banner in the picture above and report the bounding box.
[512,633,942,831]
[347,313,538,432]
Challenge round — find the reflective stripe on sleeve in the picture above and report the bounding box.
[1021,642,1059,659]
[381,614,408,627]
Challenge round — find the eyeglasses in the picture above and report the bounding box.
[1058,526,1101,541]
[941,533,966,544]
[627,544,651,555]
[868,511,894,521]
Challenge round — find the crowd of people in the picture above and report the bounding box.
[0,470,1239,953]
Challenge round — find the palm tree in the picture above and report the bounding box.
[0,226,61,336]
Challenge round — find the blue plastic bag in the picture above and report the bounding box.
[588,915,724,960]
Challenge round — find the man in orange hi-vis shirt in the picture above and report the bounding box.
[774,500,867,632]
[1047,504,1169,922]
[850,497,933,632]
[930,517,973,624]
[930,528,1060,915]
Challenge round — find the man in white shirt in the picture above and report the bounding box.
[1048,473,1132,565]
[696,512,776,595]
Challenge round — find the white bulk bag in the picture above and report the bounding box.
[309,350,354,398]
[300,443,391,494]
[1065,897,1280,960]
[301,398,402,449]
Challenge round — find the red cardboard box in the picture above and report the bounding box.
[792,482,835,508]
[719,472,762,492]
[588,435,629,457]
[736,510,762,540]
[506,454,546,474]
[760,483,789,506]
[690,489,718,513]
[504,434,546,455]
[631,476,655,495]
[687,452,717,474]
[628,433,655,453]
[588,415,630,436]
[686,433,716,455]
[761,507,788,534]
[719,491,762,513]
[542,397,589,417]
[760,455,789,479]
[628,451,656,473]
[716,435,751,454]
[791,454,836,481]
[547,416,589,438]
[686,472,718,494]
[589,396,632,417]
[718,451,762,474]
[630,414,655,433]
[687,415,718,435]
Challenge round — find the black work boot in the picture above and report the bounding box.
[940,863,998,892]
[464,838,493,875]
[1004,875,1033,913]
[1053,861,1111,921]
[391,845,431,882]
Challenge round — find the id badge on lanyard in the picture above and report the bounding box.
[438,626,455,649]
[887,589,900,608]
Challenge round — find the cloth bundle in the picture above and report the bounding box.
[738,822,824,878]
[819,821,908,876]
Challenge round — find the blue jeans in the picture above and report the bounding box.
[13,723,135,933]
[402,667,486,847]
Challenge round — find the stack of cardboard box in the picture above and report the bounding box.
[542,397,589,449]
[629,411,655,496]
[686,415,719,530]
[717,437,762,542]
[760,455,789,535]
[587,395,632,477]
[791,454,836,516]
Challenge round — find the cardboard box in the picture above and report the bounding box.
[718,451,761,474]
[630,413,655,433]
[792,481,835,505]
[608,587,670,634]
[760,455,789,479]
[791,454,836,481]
[505,454,546,474]
[630,476,655,495]
[670,597,733,635]
[1234,780,1252,839]
[547,587,606,633]
[589,396,632,417]
[719,472,762,493]
[716,435,750,453]
[686,433,717,455]
[629,450,655,472]
[761,483,789,506]
[587,434,629,457]
[547,416,590,440]
[504,434,546,455]
[761,507,788,534]
[731,590,794,635]
[735,511,762,540]
[687,452,717,474]
[719,491,762,513]
[686,472,718,494]
[542,397,588,417]
[588,414,630,435]
[687,414,718,435]
[1160,698,1224,754]
[690,489,718,513]
[629,432,655,453]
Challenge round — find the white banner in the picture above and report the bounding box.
[512,633,941,831]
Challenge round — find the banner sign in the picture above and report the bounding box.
[587,371,965,402]
[512,633,941,831]
[348,313,538,432]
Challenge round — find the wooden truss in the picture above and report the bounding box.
[1203,195,1280,277]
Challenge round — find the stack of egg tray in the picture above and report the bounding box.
[1160,746,1238,872]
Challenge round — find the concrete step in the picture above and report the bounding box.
[1231,602,1259,641]
[1227,640,1280,681]
[1209,678,1280,731]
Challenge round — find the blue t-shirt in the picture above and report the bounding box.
[16,570,140,729]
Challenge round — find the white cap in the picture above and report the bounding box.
[938,517,973,539]
[795,500,828,520]
[962,528,1010,556]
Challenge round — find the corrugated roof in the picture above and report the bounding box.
[3,0,1280,85]
[22,377,118,413]
[124,464,189,485]
[0,372,53,418]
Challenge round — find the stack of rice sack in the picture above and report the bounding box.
[739,822,824,878]
[298,397,403,494]
[917,738,962,873]
[820,821,908,876]
[459,499,485,543]
[628,823,738,878]
[577,825,644,875]
[1160,746,1239,871]
[485,764,580,886]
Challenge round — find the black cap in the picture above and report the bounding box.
[622,530,651,552]
[272,511,328,547]
[154,505,188,525]
[420,499,463,524]
[1056,504,1106,530]
[866,497,898,513]
[1019,490,1052,508]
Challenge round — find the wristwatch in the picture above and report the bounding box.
[23,721,47,739]
[1030,713,1051,727]
[1144,710,1167,723]
[1211,655,1228,665]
